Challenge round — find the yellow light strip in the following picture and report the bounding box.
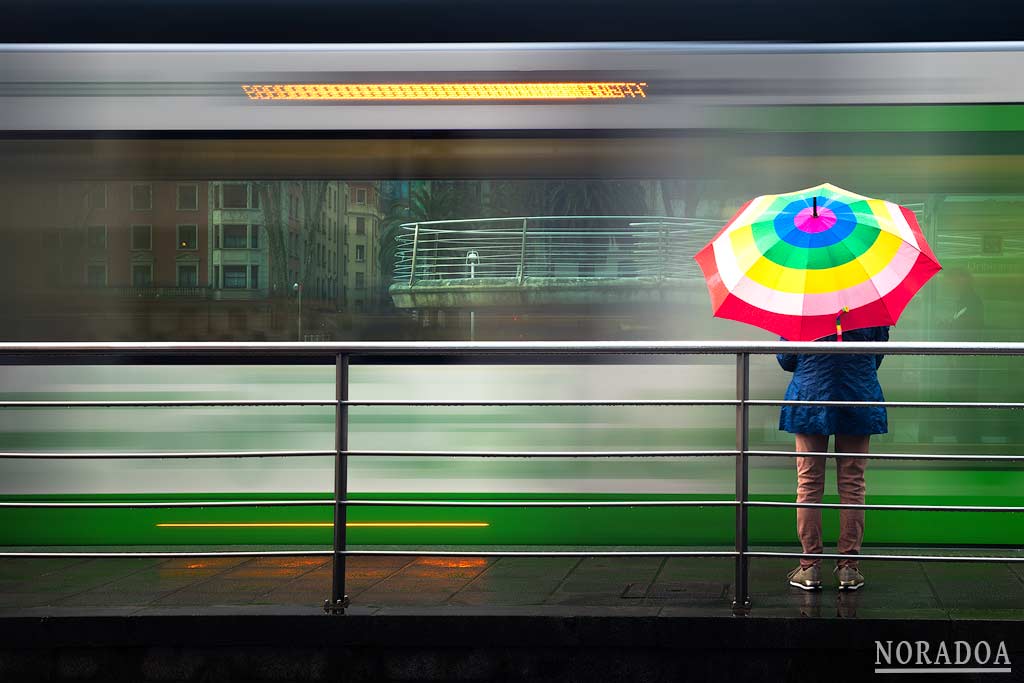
[241,82,647,101]
[156,528,491,532]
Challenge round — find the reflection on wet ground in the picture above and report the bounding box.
[1,546,1022,619]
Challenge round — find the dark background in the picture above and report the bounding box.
[4,0,1024,44]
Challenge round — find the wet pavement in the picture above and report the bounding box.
[2,546,1023,620]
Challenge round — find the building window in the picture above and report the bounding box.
[87,225,106,250]
[213,265,220,288]
[356,188,366,204]
[177,224,198,250]
[250,225,260,249]
[356,217,365,235]
[177,184,199,211]
[177,264,199,287]
[88,184,107,210]
[86,264,107,287]
[131,224,152,250]
[355,244,365,262]
[223,224,248,249]
[131,264,152,287]
[223,265,247,289]
[131,184,152,210]
[355,272,365,289]
[222,183,248,209]
[250,265,260,289]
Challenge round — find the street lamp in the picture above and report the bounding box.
[466,250,479,341]
[293,282,302,341]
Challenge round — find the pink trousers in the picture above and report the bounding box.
[795,434,869,569]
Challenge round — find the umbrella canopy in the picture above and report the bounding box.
[694,183,942,341]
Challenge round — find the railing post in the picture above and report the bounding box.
[733,352,752,615]
[325,352,350,614]
[408,223,420,286]
[518,218,528,283]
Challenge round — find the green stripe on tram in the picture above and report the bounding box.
[0,491,1021,548]
[717,105,1024,133]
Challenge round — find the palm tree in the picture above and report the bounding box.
[378,183,479,286]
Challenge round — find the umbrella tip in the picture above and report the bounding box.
[813,196,818,217]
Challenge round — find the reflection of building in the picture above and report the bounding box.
[209,180,346,338]
[343,181,385,312]
[64,181,210,294]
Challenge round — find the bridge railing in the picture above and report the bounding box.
[393,216,727,284]
[0,341,1021,616]
[392,208,927,286]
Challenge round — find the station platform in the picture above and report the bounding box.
[1,547,1022,681]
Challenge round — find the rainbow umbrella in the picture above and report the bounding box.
[694,183,941,341]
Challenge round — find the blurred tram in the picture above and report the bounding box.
[0,41,1022,548]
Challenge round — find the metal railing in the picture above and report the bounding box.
[393,208,927,286]
[0,340,1022,616]
[393,216,727,284]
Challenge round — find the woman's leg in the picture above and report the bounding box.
[834,434,870,569]
[795,434,829,568]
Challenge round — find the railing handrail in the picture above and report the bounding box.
[1,341,1023,355]
[398,215,724,228]
[0,340,1020,617]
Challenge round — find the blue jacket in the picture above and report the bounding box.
[777,326,889,436]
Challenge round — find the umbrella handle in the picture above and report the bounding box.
[835,306,850,341]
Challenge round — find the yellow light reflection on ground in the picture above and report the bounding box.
[156,522,490,528]
[241,82,647,101]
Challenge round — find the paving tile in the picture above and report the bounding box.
[478,557,580,578]
[457,576,564,594]
[392,557,494,581]
[0,558,88,581]
[923,562,1024,609]
[58,591,173,608]
[446,591,552,607]
[947,608,1024,621]
[354,591,457,606]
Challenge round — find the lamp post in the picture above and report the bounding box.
[293,282,302,341]
[466,250,479,341]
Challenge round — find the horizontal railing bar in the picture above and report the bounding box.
[0,499,738,509]
[2,549,1018,561]
[0,550,334,558]
[748,450,1024,462]
[341,550,740,557]
[0,499,331,508]
[343,499,737,507]
[343,399,739,406]
[747,501,1024,512]
[0,450,336,459]
[401,215,709,227]
[3,448,1016,462]
[1,341,1022,356]
[339,449,741,457]
[748,551,1024,563]
[750,399,1024,409]
[0,550,741,559]
[0,400,336,408]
